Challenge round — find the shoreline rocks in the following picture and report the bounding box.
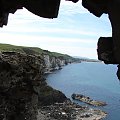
[0,51,68,120]
[72,93,107,107]
[37,100,107,120]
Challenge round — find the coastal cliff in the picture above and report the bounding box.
[0,44,106,120]
[0,51,67,120]
[0,44,75,120]
[43,54,71,73]
[0,52,42,120]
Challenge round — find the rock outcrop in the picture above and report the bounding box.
[0,51,67,120]
[72,93,107,106]
[0,52,42,120]
[43,54,71,73]
[0,51,107,120]
[97,37,115,64]
[37,100,107,120]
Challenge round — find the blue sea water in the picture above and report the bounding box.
[46,62,120,120]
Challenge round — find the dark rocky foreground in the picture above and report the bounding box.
[0,52,107,120]
[37,100,107,120]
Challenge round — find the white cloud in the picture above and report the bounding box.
[0,32,96,45]
[0,30,97,59]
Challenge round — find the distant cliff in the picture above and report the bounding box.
[0,44,76,120]
[0,44,80,73]
[0,51,67,120]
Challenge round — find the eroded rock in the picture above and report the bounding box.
[72,93,107,106]
[38,100,107,120]
[0,52,43,120]
[0,52,67,120]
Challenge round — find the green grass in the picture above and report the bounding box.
[0,43,74,60]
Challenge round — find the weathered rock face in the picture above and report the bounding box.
[0,52,67,120]
[0,52,43,120]
[43,55,70,73]
[107,0,120,64]
[97,37,115,64]
[37,100,107,120]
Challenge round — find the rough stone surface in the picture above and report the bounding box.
[0,52,67,120]
[0,51,107,120]
[37,100,107,120]
[43,54,69,73]
[72,93,107,106]
[0,52,43,120]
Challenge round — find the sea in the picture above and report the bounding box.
[46,62,120,120]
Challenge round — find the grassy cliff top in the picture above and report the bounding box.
[0,43,74,60]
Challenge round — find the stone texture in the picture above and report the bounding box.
[0,52,43,120]
[97,37,115,64]
[43,54,68,73]
[0,52,67,120]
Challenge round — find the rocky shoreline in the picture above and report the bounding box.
[37,100,107,120]
[0,51,107,120]
[72,93,107,107]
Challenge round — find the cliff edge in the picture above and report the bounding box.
[0,44,107,120]
[0,51,67,120]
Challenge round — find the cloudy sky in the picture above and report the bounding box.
[0,0,112,59]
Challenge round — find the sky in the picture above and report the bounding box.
[0,0,112,59]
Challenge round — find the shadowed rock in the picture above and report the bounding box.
[97,37,116,64]
[0,52,67,120]
[0,0,61,27]
[72,93,107,106]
